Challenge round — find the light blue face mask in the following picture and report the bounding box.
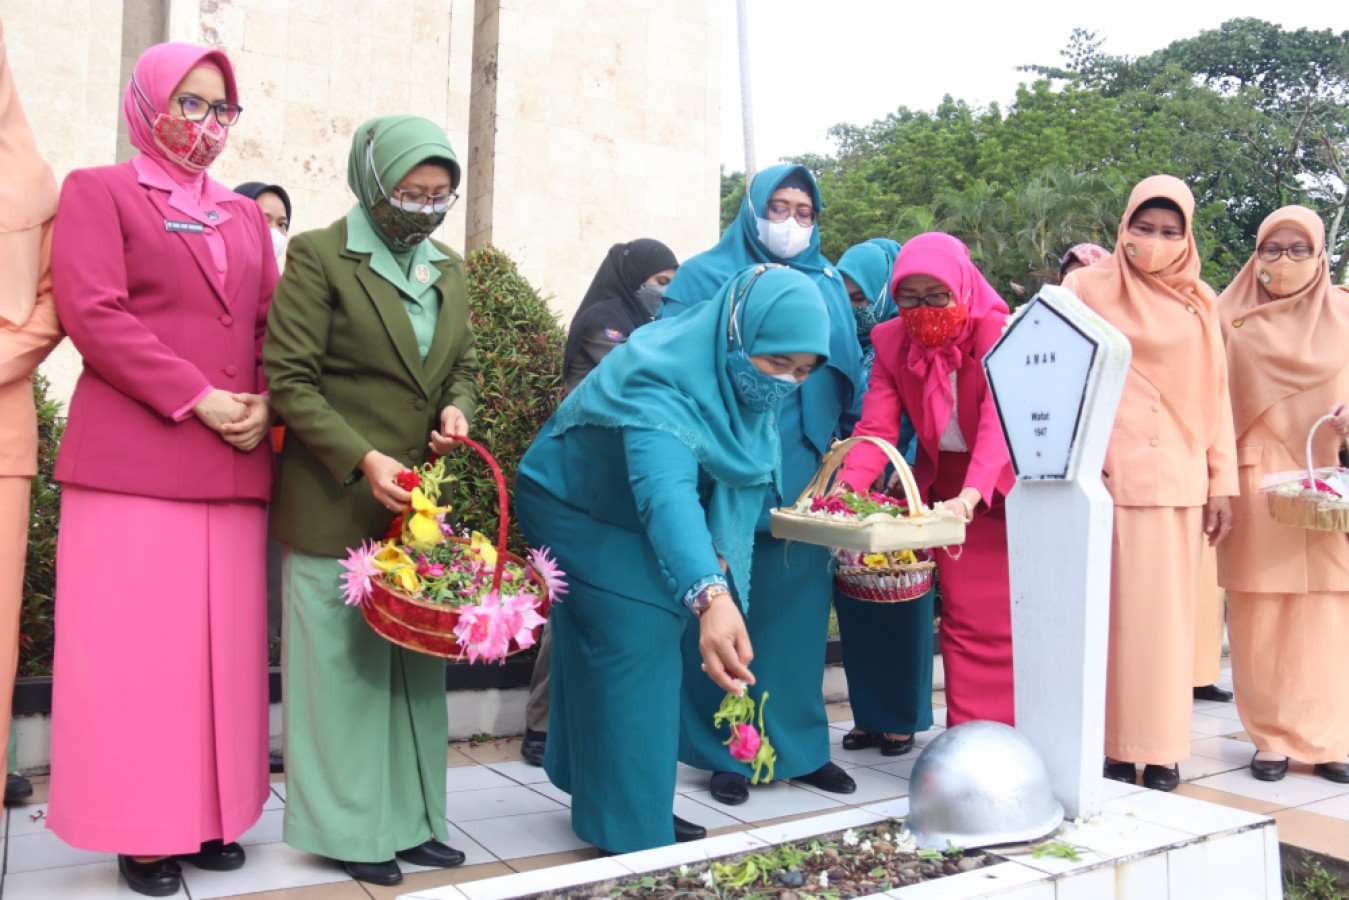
[728,350,802,412]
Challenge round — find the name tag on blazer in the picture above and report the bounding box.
[164,219,205,234]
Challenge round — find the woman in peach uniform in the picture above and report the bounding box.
[1216,205,1349,784]
[1063,174,1237,792]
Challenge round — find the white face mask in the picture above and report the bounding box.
[757,216,813,259]
[271,227,288,260]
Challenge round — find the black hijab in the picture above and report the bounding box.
[563,238,678,373]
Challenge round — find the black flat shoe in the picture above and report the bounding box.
[1103,760,1137,784]
[177,839,246,871]
[269,753,285,774]
[396,839,466,868]
[1316,762,1349,784]
[1250,754,1289,782]
[5,772,33,805]
[673,815,706,842]
[881,735,916,757]
[709,771,749,805]
[841,730,881,751]
[795,762,856,794]
[341,859,403,886]
[118,856,182,897]
[1193,684,1233,703]
[521,728,547,767]
[1143,764,1180,792]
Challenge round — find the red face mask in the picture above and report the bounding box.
[901,304,969,347]
[152,114,228,171]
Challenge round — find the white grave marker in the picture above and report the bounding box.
[983,285,1131,819]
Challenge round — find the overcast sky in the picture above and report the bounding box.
[719,0,1349,170]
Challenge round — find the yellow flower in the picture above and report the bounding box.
[372,543,421,594]
[405,487,451,546]
[861,553,888,567]
[893,550,917,565]
[468,530,499,568]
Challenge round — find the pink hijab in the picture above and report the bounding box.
[0,20,58,325]
[889,232,1010,435]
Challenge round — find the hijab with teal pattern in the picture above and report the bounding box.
[553,264,831,607]
[838,238,901,386]
[660,164,861,462]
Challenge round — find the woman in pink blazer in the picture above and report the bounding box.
[45,43,276,897]
[837,232,1016,727]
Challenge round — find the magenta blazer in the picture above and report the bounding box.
[50,161,276,502]
[841,314,1015,506]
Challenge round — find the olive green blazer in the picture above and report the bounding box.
[263,217,479,556]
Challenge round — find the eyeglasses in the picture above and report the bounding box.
[393,187,460,214]
[765,200,817,227]
[1256,243,1317,261]
[173,94,243,126]
[896,290,954,309]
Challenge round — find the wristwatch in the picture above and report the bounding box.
[689,585,730,617]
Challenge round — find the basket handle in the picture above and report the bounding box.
[1306,415,1338,489]
[438,436,510,596]
[792,435,929,516]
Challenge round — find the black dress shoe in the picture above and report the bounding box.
[1316,762,1349,784]
[841,730,881,751]
[341,859,403,886]
[396,839,466,868]
[709,771,749,805]
[177,839,246,871]
[880,735,916,757]
[1103,760,1137,784]
[118,855,183,897]
[521,728,547,767]
[269,752,285,774]
[673,815,706,842]
[5,772,33,805]
[1249,753,1289,782]
[1143,764,1180,792]
[1193,684,1233,703]
[795,762,856,794]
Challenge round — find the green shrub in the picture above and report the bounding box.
[19,372,63,677]
[441,246,566,557]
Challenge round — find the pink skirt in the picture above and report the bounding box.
[46,486,270,854]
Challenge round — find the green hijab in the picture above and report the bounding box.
[346,115,460,257]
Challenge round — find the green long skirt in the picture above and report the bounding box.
[279,548,449,861]
[678,536,834,780]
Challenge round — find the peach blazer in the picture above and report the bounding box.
[0,225,60,478]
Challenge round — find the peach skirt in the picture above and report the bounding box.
[0,477,30,764]
[1106,505,1202,765]
[1193,543,1224,686]
[1228,590,1349,763]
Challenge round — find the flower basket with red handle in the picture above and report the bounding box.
[343,436,565,663]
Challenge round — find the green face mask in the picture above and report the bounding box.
[368,199,445,250]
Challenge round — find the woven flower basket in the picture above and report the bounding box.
[835,550,936,604]
[1264,415,1349,533]
[769,435,966,553]
[361,437,552,660]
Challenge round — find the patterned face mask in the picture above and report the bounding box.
[853,303,883,339]
[367,199,446,250]
[727,350,802,412]
[150,114,228,171]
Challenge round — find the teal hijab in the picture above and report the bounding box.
[838,238,901,386]
[661,164,862,458]
[553,264,831,605]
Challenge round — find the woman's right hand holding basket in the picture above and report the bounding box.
[1329,403,1349,437]
[698,588,756,694]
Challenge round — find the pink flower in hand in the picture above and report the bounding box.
[728,723,761,762]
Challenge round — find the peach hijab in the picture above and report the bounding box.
[0,19,58,325]
[1064,174,1223,446]
[1218,206,1349,439]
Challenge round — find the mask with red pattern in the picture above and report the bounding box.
[151,114,228,171]
[901,304,969,347]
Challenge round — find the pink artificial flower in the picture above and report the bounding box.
[339,540,381,606]
[526,546,569,601]
[728,723,761,762]
[453,592,511,664]
[416,555,446,578]
[501,592,547,649]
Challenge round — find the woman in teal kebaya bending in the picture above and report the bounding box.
[514,264,831,853]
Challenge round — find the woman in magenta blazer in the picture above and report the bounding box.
[45,43,276,897]
[836,232,1016,727]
